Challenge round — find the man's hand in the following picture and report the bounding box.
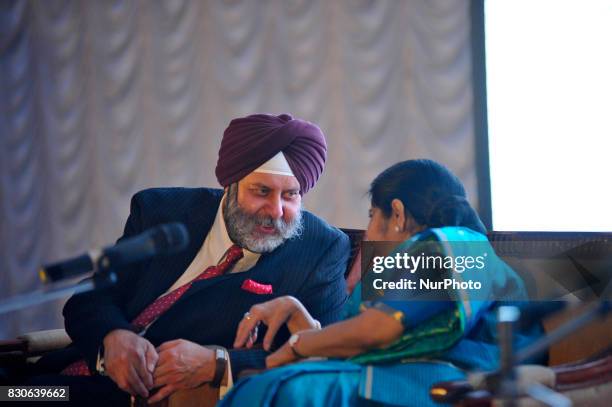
[103,329,158,398]
[148,339,215,404]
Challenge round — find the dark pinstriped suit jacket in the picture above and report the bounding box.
[37,187,349,374]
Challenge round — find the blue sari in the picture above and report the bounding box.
[219,227,542,407]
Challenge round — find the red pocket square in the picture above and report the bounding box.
[241,279,273,295]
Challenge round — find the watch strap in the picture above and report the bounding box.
[210,347,228,388]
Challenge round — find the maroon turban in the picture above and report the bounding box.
[215,113,327,194]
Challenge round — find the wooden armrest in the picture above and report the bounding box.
[554,353,612,390]
[138,378,228,407]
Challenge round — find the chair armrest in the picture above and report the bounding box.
[1,329,71,357]
[16,329,71,354]
[139,377,228,407]
[554,352,612,391]
[0,339,28,353]
[0,329,70,369]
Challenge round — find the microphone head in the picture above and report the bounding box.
[152,222,190,254]
[41,222,190,282]
[40,255,95,283]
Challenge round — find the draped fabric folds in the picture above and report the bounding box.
[0,0,477,337]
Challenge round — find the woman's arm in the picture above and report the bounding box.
[266,308,404,367]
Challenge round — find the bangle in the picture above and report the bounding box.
[288,334,306,359]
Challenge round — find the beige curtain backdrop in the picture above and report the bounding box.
[0,0,477,338]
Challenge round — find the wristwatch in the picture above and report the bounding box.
[288,333,306,359]
[210,348,228,388]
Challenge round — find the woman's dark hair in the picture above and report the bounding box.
[369,159,487,235]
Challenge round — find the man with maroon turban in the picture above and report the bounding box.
[31,114,350,406]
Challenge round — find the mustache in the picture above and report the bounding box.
[254,215,286,232]
[223,182,303,253]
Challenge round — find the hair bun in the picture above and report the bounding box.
[426,195,484,233]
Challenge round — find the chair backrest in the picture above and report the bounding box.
[339,228,364,278]
[340,229,612,266]
[487,231,612,256]
[339,228,612,289]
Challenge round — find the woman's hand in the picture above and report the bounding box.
[234,296,319,351]
[265,340,299,368]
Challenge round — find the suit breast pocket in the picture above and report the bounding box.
[240,278,273,295]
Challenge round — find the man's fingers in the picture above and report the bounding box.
[153,370,174,388]
[134,352,154,390]
[148,384,175,404]
[126,365,150,398]
[155,347,171,365]
[145,343,159,373]
[156,339,180,352]
[153,344,176,374]
[152,356,175,386]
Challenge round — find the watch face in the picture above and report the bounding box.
[216,348,225,359]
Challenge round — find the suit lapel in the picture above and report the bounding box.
[176,243,282,303]
[128,192,222,316]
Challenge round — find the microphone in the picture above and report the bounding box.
[39,222,189,283]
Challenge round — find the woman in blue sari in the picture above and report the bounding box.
[220,159,542,407]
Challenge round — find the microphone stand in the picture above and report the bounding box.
[0,267,117,315]
[490,294,610,407]
[496,306,520,407]
[491,306,572,407]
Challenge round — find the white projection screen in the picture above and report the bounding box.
[484,0,612,231]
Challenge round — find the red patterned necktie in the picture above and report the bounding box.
[62,245,244,376]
